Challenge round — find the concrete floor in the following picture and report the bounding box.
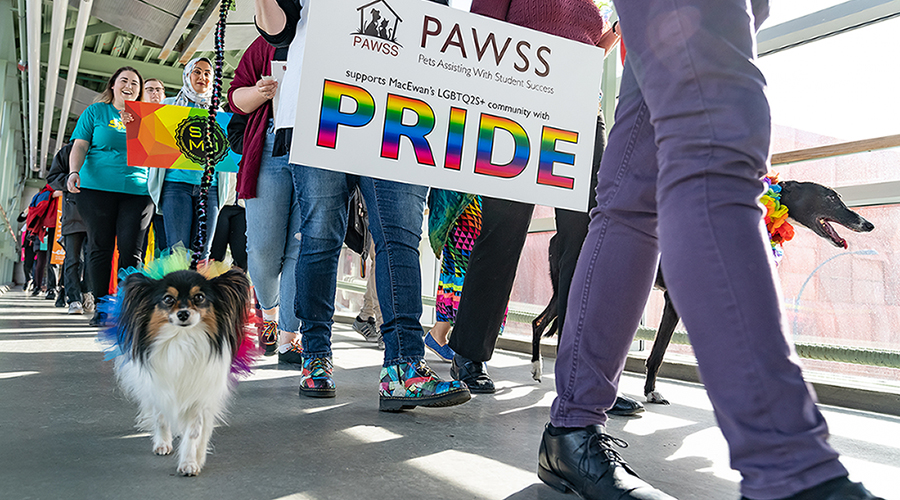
[1,286,898,500]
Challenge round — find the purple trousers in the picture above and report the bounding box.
[549,0,848,498]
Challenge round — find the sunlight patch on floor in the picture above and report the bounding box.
[407,449,539,499]
[0,328,101,335]
[243,368,303,382]
[0,371,39,379]
[820,408,900,450]
[492,383,537,401]
[331,346,384,370]
[841,456,899,500]
[666,426,741,483]
[342,425,403,444]
[302,403,351,414]
[271,493,316,500]
[499,391,556,415]
[621,412,696,437]
[0,338,102,353]
[485,352,531,369]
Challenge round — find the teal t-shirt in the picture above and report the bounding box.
[161,96,217,187]
[71,102,149,196]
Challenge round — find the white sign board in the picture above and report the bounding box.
[291,0,604,211]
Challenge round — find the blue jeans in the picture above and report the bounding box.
[291,164,427,366]
[245,131,301,332]
[160,180,219,259]
[549,0,847,498]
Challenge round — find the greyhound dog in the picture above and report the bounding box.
[531,180,875,406]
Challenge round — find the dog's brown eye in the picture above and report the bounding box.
[193,293,206,305]
[163,295,175,306]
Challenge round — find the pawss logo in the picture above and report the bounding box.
[352,0,402,57]
[175,115,229,165]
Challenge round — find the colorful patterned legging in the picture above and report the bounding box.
[435,196,507,332]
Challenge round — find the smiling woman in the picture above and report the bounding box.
[149,57,231,261]
[65,66,155,327]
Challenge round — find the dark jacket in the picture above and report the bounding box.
[45,143,86,236]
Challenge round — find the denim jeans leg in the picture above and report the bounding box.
[161,181,195,251]
[291,164,350,358]
[357,177,427,366]
[245,133,301,332]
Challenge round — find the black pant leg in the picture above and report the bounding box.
[229,206,248,270]
[209,206,231,262]
[114,194,154,270]
[448,197,534,362]
[63,232,87,303]
[552,114,606,332]
[76,189,120,297]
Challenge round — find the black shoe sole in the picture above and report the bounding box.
[379,388,471,412]
[299,387,335,398]
[537,465,575,495]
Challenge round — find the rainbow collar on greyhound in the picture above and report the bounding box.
[760,174,795,263]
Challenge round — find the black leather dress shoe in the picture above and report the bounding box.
[741,476,884,500]
[538,424,677,500]
[450,354,495,394]
[609,395,645,416]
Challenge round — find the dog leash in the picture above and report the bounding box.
[192,0,234,269]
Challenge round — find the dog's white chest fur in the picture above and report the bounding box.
[116,323,233,476]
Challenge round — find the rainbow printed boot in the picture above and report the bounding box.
[379,360,471,412]
[299,356,335,398]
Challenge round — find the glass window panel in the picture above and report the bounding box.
[758,16,900,144]
[761,0,850,28]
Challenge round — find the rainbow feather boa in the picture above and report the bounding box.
[97,246,259,382]
[760,174,795,264]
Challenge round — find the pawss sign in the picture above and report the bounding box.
[291,0,604,211]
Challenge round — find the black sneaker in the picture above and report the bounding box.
[259,320,278,356]
[352,316,380,342]
[538,424,676,499]
[55,292,66,307]
[88,311,108,327]
[45,289,56,301]
[278,340,303,366]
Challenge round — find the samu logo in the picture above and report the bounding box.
[352,0,402,57]
[174,115,229,166]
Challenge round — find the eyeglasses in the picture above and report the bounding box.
[144,87,165,93]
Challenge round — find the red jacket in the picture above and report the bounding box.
[24,184,58,241]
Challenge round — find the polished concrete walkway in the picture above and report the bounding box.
[1,286,898,500]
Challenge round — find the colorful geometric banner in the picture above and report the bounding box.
[124,101,240,172]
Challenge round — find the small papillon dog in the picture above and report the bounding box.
[113,269,251,476]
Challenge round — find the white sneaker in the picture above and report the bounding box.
[83,293,95,313]
[68,301,84,315]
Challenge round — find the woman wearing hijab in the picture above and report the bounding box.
[148,57,231,259]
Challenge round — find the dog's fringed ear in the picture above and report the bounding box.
[118,273,155,359]
[209,270,252,355]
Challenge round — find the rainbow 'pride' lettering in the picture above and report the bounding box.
[382,94,436,166]
[537,126,578,189]
[474,114,530,179]
[314,80,577,189]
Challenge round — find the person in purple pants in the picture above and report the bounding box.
[537,1,883,500]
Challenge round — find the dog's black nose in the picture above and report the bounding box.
[176,310,190,322]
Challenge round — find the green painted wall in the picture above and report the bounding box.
[0,0,26,285]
